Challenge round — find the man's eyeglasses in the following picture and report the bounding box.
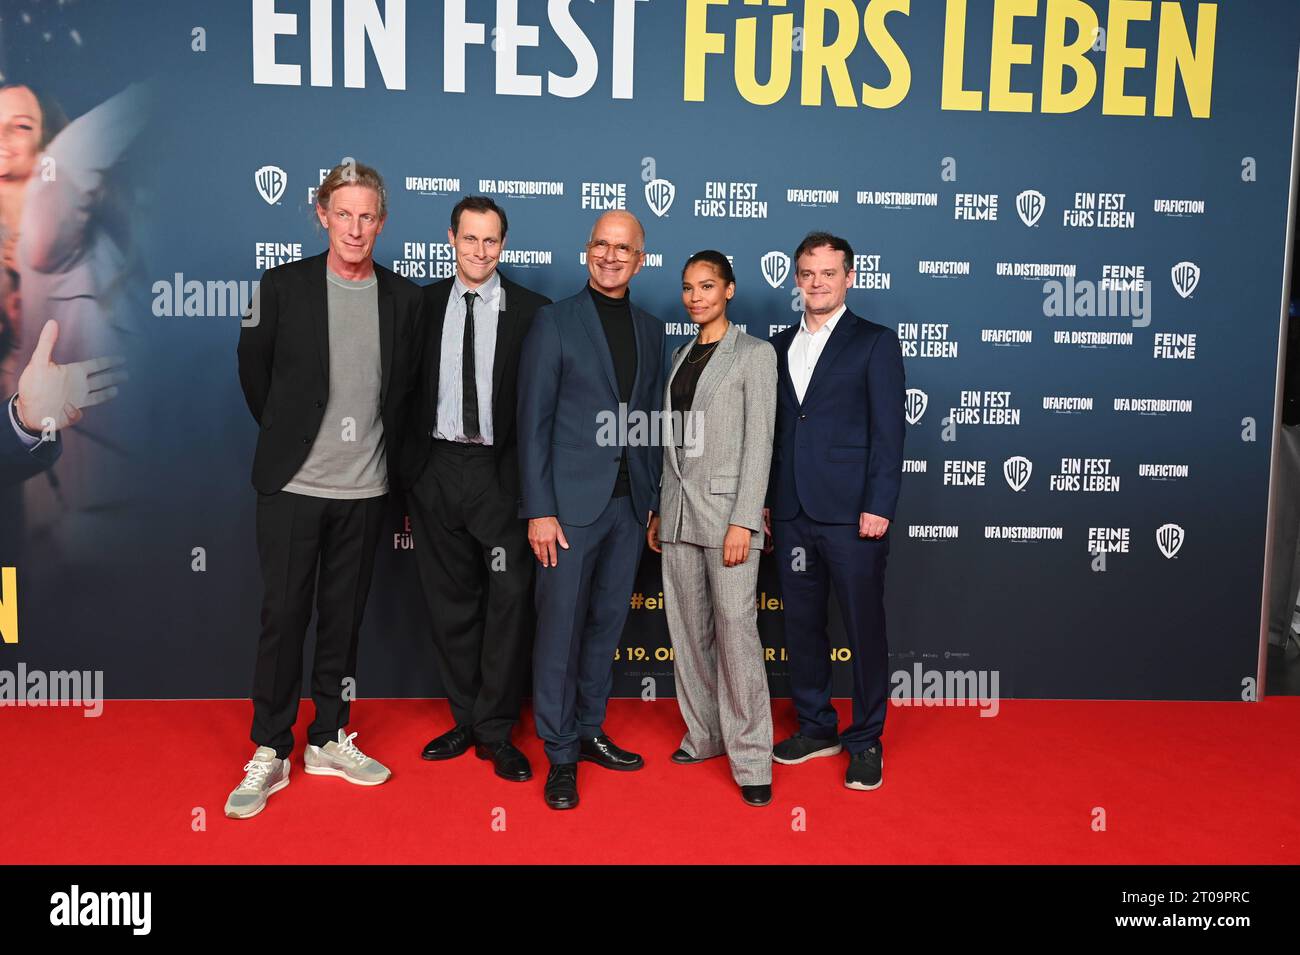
[586,239,642,261]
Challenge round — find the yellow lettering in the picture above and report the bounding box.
[942,0,983,111]
[684,0,729,102]
[989,0,1037,112]
[861,0,912,109]
[801,0,859,107]
[736,7,794,106]
[1102,0,1152,117]
[0,567,16,644]
[1042,0,1099,113]
[1155,1,1216,118]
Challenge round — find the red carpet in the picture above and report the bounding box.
[4,697,1299,864]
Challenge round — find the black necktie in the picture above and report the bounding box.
[462,290,480,440]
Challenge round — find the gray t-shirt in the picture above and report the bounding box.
[284,269,387,499]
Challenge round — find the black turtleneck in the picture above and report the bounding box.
[588,285,638,498]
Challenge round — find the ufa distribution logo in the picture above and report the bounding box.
[1156,523,1185,558]
[761,251,791,289]
[904,388,928,425]
[1003,456,1032,491]
[256,165,287,205]
[1171,261,1200,298]
[645,179,675,217]
[1016,190,1045,227]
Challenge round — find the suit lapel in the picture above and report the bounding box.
[309,253,330,382]
[801,309,857,408]
[689,322,739,416]
[629,300,653,410]
[774,325,799,408]
[424,279,454,420]
[491,279,518,425]
[577,288,621,401]
[376,269,395,407]
[664,341,690,480]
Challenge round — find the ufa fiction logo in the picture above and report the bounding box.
[904,388,927,425]
[1016,190,1046,227]
[761,251,791,289]
[1171,261,1200,299]
[1003,456,1032,492]
[645,178,675,217]
[50,886,151,935]
[256,165,288,205]
[1156,523,1185,559]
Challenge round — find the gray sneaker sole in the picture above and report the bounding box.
[772,742,842,765]
[303,763,389,786]
[225,775,290,819]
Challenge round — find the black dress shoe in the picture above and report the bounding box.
[670,747,722,764]
[544,763,579,810]
[475,740,532,782]
[421,725,473,761]
[740,784,772,807]
[579,735,644,771]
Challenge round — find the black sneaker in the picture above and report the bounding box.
[772,733,842,765]
[845,744,883,791]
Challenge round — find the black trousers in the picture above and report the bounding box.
[773,507,890,755]
[250,490,387,758]
[407,441,534,743]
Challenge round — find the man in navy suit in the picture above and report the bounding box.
[764,232,905,792]
[517,210,664,810]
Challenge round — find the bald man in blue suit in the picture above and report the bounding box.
[517,211,664,811]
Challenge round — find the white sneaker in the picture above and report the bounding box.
[224,746,290,819]
[304,730,391,786]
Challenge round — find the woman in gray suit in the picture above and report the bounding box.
[647,250,778,806]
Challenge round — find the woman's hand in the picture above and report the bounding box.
[723,524,751,566]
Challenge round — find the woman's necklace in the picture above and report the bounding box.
[687,339,719,363]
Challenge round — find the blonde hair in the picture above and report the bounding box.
[315,160,388,219]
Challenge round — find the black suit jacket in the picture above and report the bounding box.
[0,397,60,486]
[236,251,425,495]
[400,270,551,496]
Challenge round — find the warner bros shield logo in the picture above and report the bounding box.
[762,251,791,289]
[1171,261,1200,299]
[645,178,675,217]
[1016,190,1046,227]
[255,165,287,205]
[1156,523,1185,559]
[904,388,928,425]
[1003,456,1032,492]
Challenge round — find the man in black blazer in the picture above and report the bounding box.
[402,196,551,783]
[765,232,905,794]
[228,162,425,819]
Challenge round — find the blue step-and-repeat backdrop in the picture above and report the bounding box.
[1,0,1297,702]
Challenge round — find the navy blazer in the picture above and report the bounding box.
[517,287,664,527]
[767,308,906,524]
[0,398,60,487]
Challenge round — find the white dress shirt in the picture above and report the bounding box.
[435,271,502,444]
[787,304,847,403]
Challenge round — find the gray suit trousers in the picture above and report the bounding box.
[662,540,773,785]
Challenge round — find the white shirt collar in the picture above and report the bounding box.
[452,269,503,309]
[799,304,847,336]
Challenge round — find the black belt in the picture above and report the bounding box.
[432,438,494,454]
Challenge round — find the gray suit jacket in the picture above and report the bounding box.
[658,322,777,549]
